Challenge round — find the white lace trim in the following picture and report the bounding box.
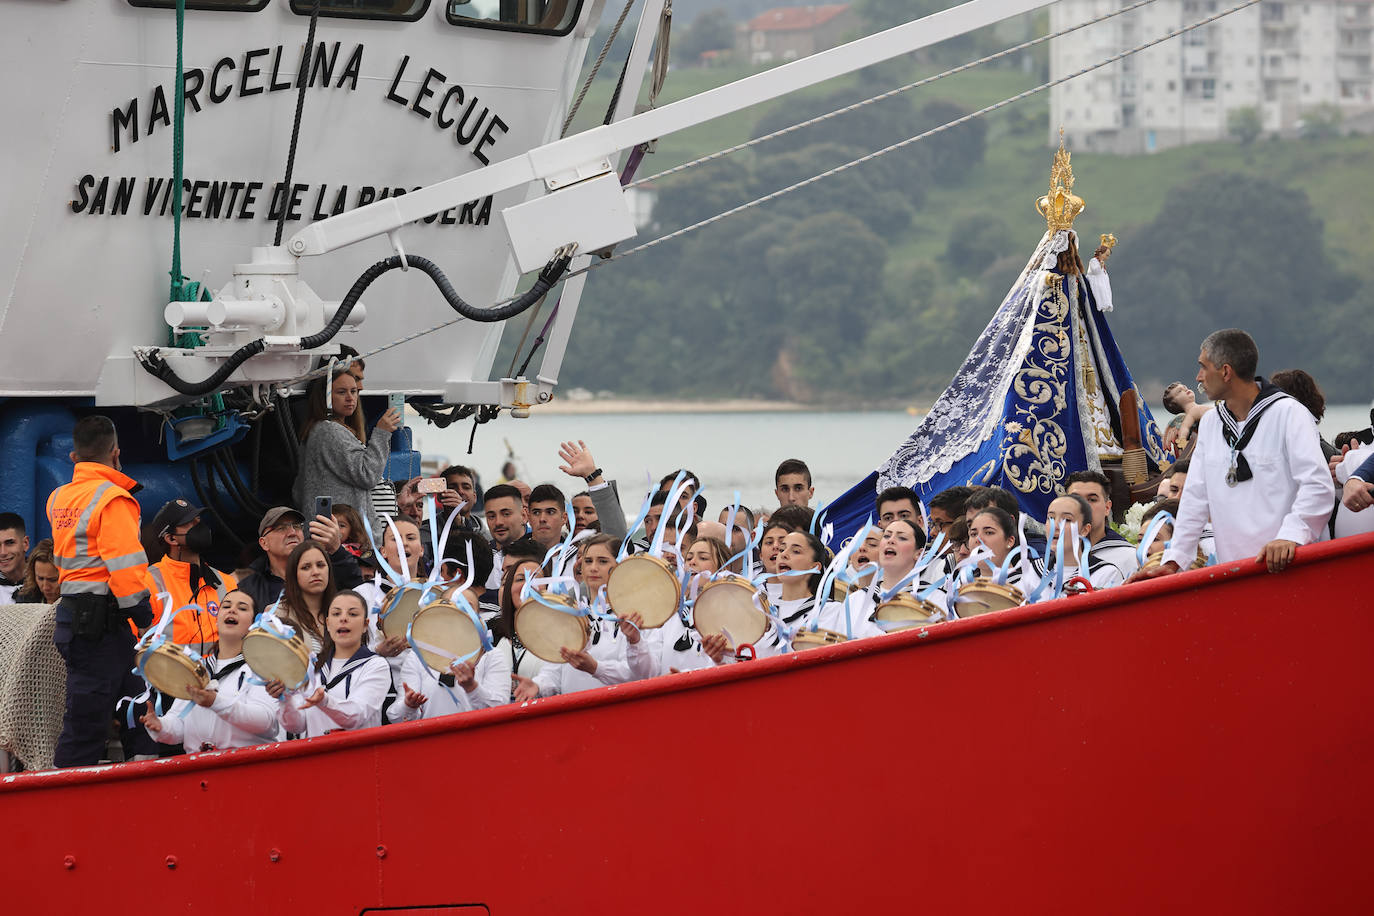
[1039,229,1074,271]
[879,233,1057,489]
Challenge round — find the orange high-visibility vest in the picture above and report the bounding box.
[147,557,236,649]
[47,462,153,612]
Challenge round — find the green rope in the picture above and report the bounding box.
[167,0,210,348]
[170,0,186,305]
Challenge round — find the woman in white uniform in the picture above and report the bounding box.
[271,590,392,738]
[772,531,828,631]
[818,520,936,639]
[699,530,823,663]
[141,589,281,752]
[392,529,512,719]
[607,534,711,680]
[510,548,632,701]
[967,507,1037,590]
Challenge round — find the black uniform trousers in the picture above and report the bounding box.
[52,600,156,767]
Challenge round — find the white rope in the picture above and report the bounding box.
[627,0,1166,190]
[280,0,1261,389]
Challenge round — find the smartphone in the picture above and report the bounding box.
[417,477,447,495]
[314,496,333,521]
[388,392,406,414]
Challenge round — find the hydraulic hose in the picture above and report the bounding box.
[299,249,574,350]
[189,456,246,552]
[140,339,266,397]
[214,448,270,518]
[138,247,574,397]
[409,401,478,429]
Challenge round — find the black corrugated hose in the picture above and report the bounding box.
[139,247,574,396]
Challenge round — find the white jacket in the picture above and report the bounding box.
[392,644,512,720]
[280,650,392,738]
[531,621,631,697]
[145,653,281,751]
[625,613,711,680]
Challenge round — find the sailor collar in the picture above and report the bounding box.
[1217,378,1290,487]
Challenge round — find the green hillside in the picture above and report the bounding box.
[550,50,1374,403]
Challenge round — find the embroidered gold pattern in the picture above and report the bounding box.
[1002,280,1071,495]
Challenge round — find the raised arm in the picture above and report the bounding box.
[558,440,628,540]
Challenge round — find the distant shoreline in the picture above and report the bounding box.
[538,397,928,415]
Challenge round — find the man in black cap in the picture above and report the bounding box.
[147,499,236,654]
[237,506,363,613]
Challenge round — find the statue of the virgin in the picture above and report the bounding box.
[829,136,1171,533]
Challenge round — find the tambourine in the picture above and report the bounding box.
[693,575,768,647]
[873,592,944,632]
[606,553,681,628]
[379,583,430,643]
[243,626,311,690]
[954,578,1025,616]
[514,592,591,663]
[137,641,209,701]
[791,628,848,651]
[408,600,485,672]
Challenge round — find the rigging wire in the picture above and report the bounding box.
[562,0,639,137]
[589,0,1263,272]
[276,0,1260,390]
[626,0,1165,190]
[274,0,323,247]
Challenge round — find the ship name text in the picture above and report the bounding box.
[70,175,493,227]
[110,42,512,167]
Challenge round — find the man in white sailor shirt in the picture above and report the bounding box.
[1134,329,1333,579]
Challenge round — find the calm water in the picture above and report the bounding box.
[410,403,1372,513]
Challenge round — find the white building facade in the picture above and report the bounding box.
[1049,0,1374,153]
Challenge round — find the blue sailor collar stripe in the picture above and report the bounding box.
[1218,379,1291,485]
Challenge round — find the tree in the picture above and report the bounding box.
[1299,103,1342,139]
[673,8,736,66]
[653,158,753,230]
[1226,107,1262,145]
[943,212,1015,278]
[915,100,987,183]
[1109,172,1361,397]
[855,0,976,63]
[756,142,916,236]
[750,87,926,204]
[856,0,954,31]
[765,212,890,397]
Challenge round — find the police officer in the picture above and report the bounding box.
[47,415,155,767]
[148,499,237,655]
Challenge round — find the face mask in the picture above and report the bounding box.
[180,523,213,555]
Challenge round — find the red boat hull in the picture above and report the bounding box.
[7,533,1374,914]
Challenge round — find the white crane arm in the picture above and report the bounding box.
[287,0,1057,262]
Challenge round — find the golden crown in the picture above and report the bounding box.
[1035,129,1085,234]
[1099,232,1118,253]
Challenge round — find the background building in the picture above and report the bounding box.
[1049,0,1374,153]
[737,4,858,65]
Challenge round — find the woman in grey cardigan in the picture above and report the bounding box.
[294,369,402,527]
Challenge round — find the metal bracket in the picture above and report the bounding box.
[387,230,409,271]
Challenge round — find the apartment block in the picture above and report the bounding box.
[1049,0,1374,153]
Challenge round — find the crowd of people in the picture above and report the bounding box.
[4,327,1373,768]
